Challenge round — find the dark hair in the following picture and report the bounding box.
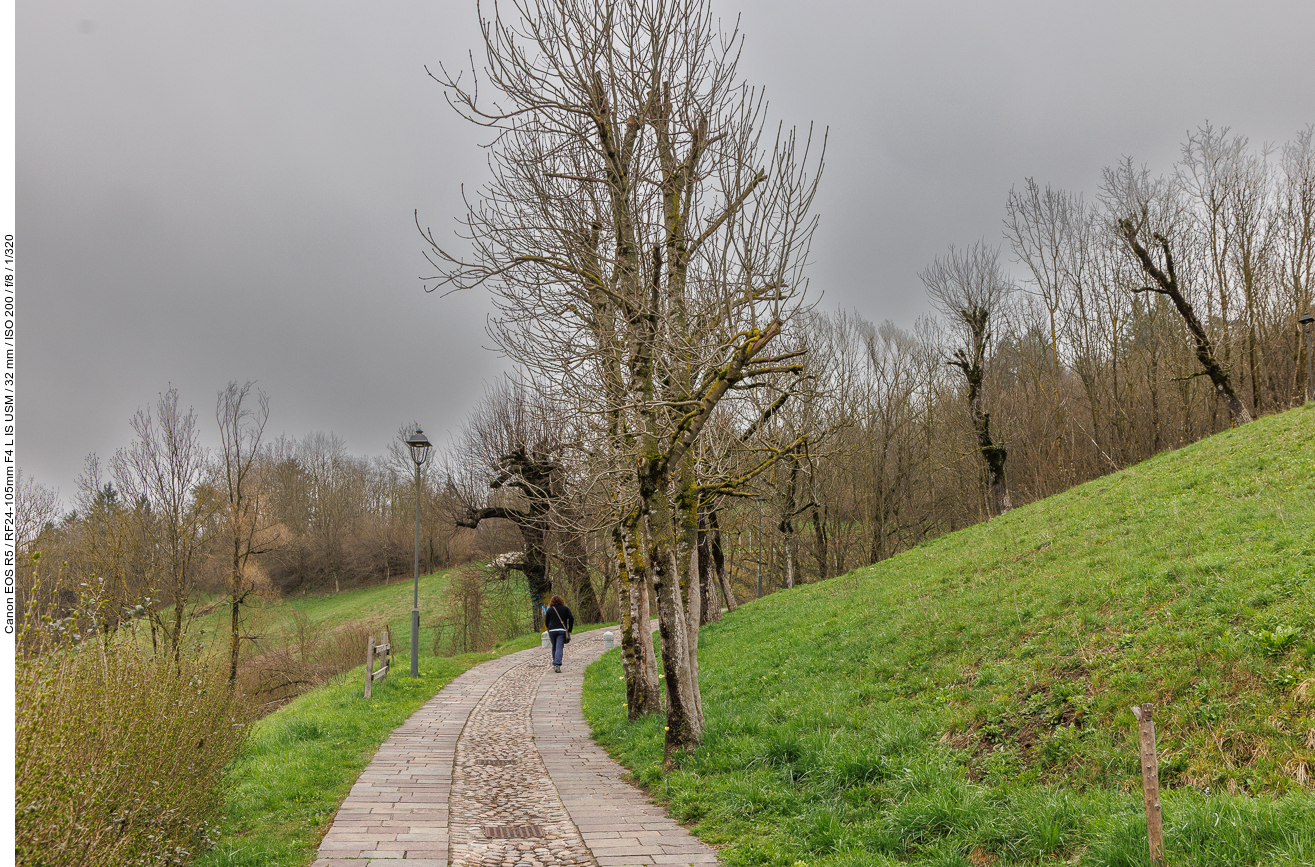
[549,595,565,607]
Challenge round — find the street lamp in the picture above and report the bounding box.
[405,428,432,677]
[1301,312,1315,404]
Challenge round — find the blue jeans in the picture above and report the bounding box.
[549,630,567,666]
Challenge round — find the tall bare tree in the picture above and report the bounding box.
[297,432,358,594]
[1104,160,1253,427]
[1277,127,1315,397]
[110,387,215,662]
[216,381,273,685]
[424,0,824,753]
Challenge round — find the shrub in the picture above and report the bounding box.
[238,615,382,714]
[15,640,251,866]
[431,565,533,656]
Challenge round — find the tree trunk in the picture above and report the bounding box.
[228,538,243,687]
[696,511,721,624]
[778,457,799,588]
[614,526,638,709]
[709,510,737,611]
[810,503,829,582]
[979,424,1012,517]
[617,520,661,718]
[644,487,705,759]
[781,526,797,589]
[1120,220,1252,427]
[171,592,186,667]
[559,531,602,623]
[960,362,1012,517]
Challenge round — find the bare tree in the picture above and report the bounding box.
[424,0,825,754]
[297,432,359,594]
[216,381,273,685]
[14,468,59,556]
[1118,215,1253,427]
[445,381,603,627]
[922,242,1015,516]
[1104,160,1253,427]
[1277,127,1315,399]
[110,387,215,662]
[1006,179,1090,484]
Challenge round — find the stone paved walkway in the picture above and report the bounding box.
[311,627,719,867]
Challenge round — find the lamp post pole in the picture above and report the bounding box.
[1301,313,1315,404]
[405,428,432,677]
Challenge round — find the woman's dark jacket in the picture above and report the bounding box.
[545,604,574,633]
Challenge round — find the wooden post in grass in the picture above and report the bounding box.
[365,635,376,698]
[364,628,392,699]
[1132,703,1165,865]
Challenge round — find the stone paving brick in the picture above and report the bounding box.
[310,626,720,866]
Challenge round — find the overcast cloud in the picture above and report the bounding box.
[17,0,1315,504]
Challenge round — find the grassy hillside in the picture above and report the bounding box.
[584,404,1315,866]
[190,566,465,654]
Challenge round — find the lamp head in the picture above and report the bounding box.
[405,428,432,467]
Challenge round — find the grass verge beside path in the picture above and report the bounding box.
[583,405,1315,866]
[196,632,543,867]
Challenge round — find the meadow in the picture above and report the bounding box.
[583,404,1315,866]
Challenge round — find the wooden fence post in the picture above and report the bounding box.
[1132,703,1165,866]
[364,628,393,699]
[365,635,377,699]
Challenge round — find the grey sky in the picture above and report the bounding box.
[18,0,1315,505]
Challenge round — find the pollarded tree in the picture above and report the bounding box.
[444,381,603,629]
[922,242,1015,517]
[423,0,824,754]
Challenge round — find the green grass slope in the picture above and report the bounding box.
[584,404,1315,867]
[188,566,465,659]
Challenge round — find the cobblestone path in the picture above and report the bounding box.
[311,626,719,867]
[447,655,588,866]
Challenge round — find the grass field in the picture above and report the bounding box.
[188,563,528,660]
[583,403,1315,866]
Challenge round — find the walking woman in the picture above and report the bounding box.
[544,595,575,673]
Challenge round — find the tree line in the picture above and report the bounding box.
[13,383,527,674]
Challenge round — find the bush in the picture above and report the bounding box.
[16,641,251,866]
[238,615,383,714]
[431,565,533,656]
